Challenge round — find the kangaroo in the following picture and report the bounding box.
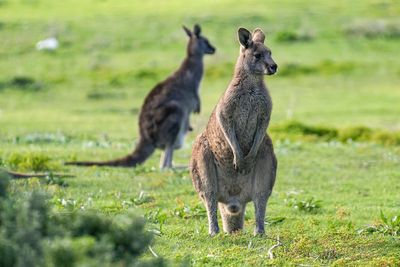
[66,24,215,169]
[190,27,277,236]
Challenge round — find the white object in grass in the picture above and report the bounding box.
[36,37,59,51]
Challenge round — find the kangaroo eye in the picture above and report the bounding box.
[254,54,262,59]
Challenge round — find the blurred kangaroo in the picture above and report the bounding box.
[66,24,215,169]
[190,28,277,236]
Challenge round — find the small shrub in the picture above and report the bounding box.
[110,214,154,260]
[358,211,400,237]
[71,212,112,238]
[172,203,207,219]
[5,152,55,172]
[370,131,400,146]
[272,121,338,140]
[132,191,155,206]
[338,126,372,142]
[285,196,322,213]
[9,76,43,91]
[45,174,68,187]
[271,121,400,146]
[47,238,77,267]
[145,208,168,232]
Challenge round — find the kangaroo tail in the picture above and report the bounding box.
[1,169,75,179]
[65,138,155,167]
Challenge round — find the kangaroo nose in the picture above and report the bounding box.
[270,64,277,72]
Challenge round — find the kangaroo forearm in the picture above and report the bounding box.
[247,128,265,158]
[247,117,268,157]
[216,111,243,159]
[227,128,243,159]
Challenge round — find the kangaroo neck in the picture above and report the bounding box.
[232,55,264,89]
[181,54,204,78]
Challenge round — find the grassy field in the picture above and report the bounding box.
[1,0,400,265]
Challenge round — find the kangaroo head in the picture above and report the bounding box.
[183,24,216,56]
[237,27,277,75]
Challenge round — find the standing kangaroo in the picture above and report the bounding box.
[190,27,277,236]
[66,24,215,169]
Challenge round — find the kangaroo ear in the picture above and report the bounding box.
[252,28,265,43]
[193,24,201,37]
[183,25,192,37]
[238,27,253,49]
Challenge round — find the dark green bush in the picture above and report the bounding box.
[0,172,165,267]
[9,76,43,91]
[272,121,338,141]
[271,121,400,146]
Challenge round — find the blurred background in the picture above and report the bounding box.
[1,0,399,142]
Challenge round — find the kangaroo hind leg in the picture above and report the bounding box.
[253,136,277,235]
[190,136,219,236]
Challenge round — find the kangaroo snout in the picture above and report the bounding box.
[267,63,278,75]
[207,45,216,54]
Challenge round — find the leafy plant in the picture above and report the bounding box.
[5,152,56,172]
[172,203,206,219]
[358,211,400,237]
[45,174,68,187]
[285,196,322,213]
[145,208,168,232]
[132,191,155,206]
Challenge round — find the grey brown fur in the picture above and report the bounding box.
[66,24,215,169]
[190,27,278,236]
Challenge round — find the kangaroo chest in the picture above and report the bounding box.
[233,90,270,154]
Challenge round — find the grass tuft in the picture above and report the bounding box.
[285,196,322,213]
[4,152,56,172]
[358,211,400,237]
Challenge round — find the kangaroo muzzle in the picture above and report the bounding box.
[266,63,278,75]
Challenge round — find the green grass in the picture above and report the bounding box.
[1,0,400,265]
